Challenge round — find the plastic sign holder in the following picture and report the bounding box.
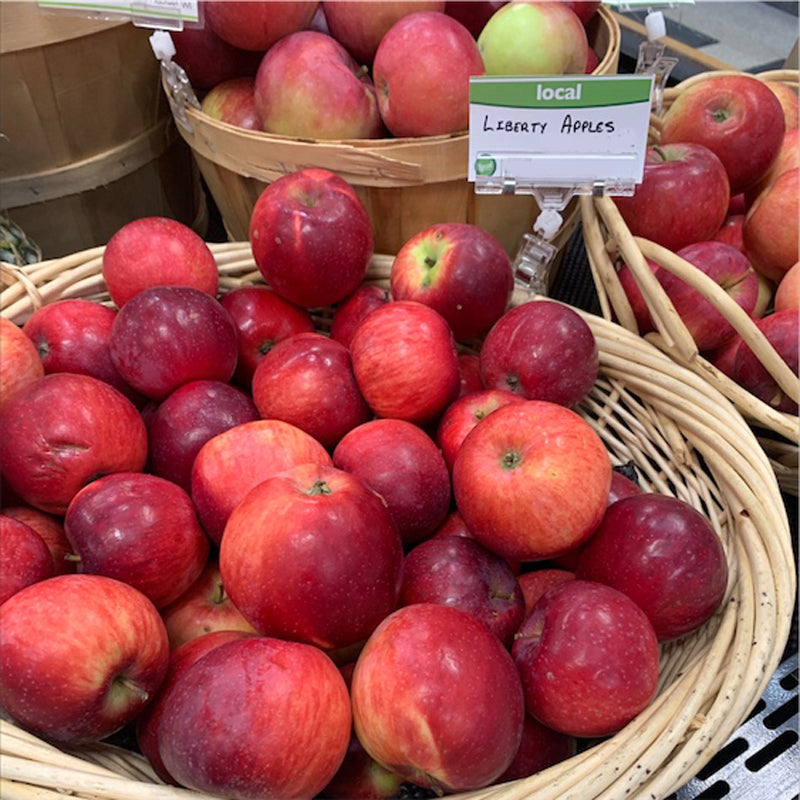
[469,74,654,294]
[36,0,199,29]
[150,31,201,132]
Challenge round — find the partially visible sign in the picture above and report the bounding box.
[468,75,654,192]
[37,0,200,28]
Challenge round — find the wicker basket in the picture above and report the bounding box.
[161,7,619,262]
[581,68,800,496]
[0,242,795,800]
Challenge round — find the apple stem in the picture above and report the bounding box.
[501,451,522,470]
[115,676,149,703]
[307,480,332,496]
[213,580,227,605]
[64,553,81,563]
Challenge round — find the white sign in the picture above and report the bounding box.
[468,75,654,191]
[37,0,199,27]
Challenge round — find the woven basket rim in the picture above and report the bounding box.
[0,242,795,800]
[582,68,800,495]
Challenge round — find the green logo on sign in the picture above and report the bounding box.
[475,157,497,176]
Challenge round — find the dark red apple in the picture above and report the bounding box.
[249,168,374,308]
[170,23,263,90]
[479,300,599,408]
[399,535,525,646]
[713,213,746,253]
[389,222,514,342]
[495,713,577,782]
[457,352,484,397]
[576,493,729,640]
[157,636,352,799]
[64,472,210,609]
[146,379,259,492]
[1,505,74,576]
[516,568,575,618]
[251,332,371,450]
[219,285,315,387]
[0,514,54,605]
[332,418,452,546]
[512,580,660,737]
[444,1,507,37]
[109,286,238,401]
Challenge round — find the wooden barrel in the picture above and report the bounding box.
[0,2,206,259]
[168,6,620,258]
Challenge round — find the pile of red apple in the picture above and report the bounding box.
[1,165,730,800]
[610,72,799,416]
[174,0,602,140]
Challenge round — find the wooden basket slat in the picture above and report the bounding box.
[0,243,794,800]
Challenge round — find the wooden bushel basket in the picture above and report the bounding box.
[162,7,619,264]
[581,69,800,496]
[0,2,207,259]
[0,242,795,800]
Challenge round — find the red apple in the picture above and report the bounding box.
[249,168,374,308]
[321,729,406,800]
[146,379,259,492]
[444,1,508,37]
[21,298,143,405]
[333,418,452,545]
[744,128,799,207]
[656,240,760,352]
[613,143,730,252]
[1,505,74,576]
[323,0,446,65]
[399,535,525,646]
[743,167,799,283]
[0,574,169,744]
[585,44,600,73]
[351,603,525,792]
[170,23,263,90]
[479,299,599,408]
[136,629,255,784]
[157,636,352,799]
[457,352,484,396]
[576,493,728,640]
[765,79,799,131]
[436,388,525,472]
[190,419,332,545]
[728,193,748,215]
[219,285,315,387]
[495,713,577,782]
[159,559,258,651]
[204,0,319,51]
[512,579,660,737]
[0,373,147,515]
[101,217,219,309]
[251,332,371,450]
[517,567,575,617]
[0,317,44,410]
[350,300,460,425]
[221,463,403,651]
[0,514,54,605]
[608,467,644,503]
[109,286,238,400]
[372,11,486,137]
[254,30,384,139]
[660,74,786,194]
[389,222,514,342]
[775,262,799,312]
[558,0,601,25]
[452,400,612,562]
[200,76,261,130]
[329,284,390,349]
[732,308,799,414]
[64,472,210,609]
[477,1,589,76]
[712,214,746,253]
